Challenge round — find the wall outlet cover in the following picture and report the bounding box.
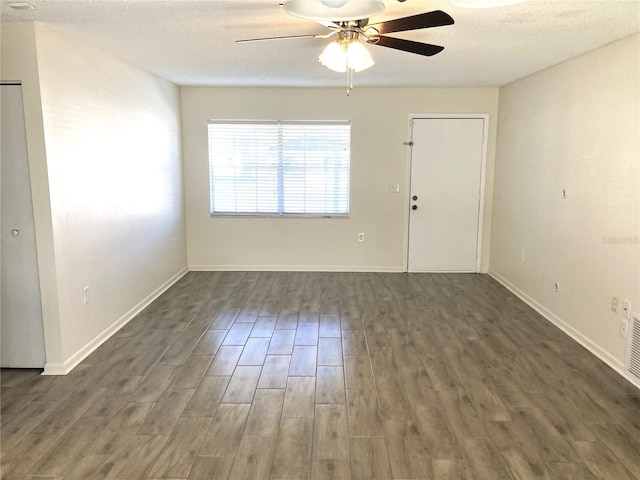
[620,318,629,338]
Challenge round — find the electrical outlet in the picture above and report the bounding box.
[388,184,400,193]
[521,249,525,262]
[620,318,629,338]
[612,296,619,313]
[622,300,631,319]
[358,233,365,243]
[83,286,90,305]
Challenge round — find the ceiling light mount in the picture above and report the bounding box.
[284,0,385,22]
[449,0,527,8]
[321,0,348,7]
[8,1,35,9]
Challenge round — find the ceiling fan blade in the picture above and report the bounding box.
[367,10,454,35]
[369,36,445,57]
[236,34,319,43]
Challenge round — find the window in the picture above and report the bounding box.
[208,120,350,217]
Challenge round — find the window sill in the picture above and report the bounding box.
[210,213,349,219]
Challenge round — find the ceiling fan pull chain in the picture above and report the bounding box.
[346,68,350,96]
[346,68,355,96]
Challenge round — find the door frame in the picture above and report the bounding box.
[403,114,490,273]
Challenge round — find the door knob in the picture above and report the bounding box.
[11,229,19,237]
[411,205,418,210]
[412,195,418,201]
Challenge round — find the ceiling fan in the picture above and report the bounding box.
[237,0,454,93]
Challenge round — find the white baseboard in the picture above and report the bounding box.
[42,267,189,376]
[489,271,640,390]
[189,264,404,273]
[41,362,68,375]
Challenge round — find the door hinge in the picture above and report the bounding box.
[403,141,414,146]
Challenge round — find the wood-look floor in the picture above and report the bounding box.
[2,272,639,480]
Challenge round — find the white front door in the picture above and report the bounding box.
[1,84,46,368]
[407,117,485,272]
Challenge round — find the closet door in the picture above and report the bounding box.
[1,83,45,368]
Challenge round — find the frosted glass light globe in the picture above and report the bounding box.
[321,0,348,7]
[319,41,347,72]
[346,41,374,72]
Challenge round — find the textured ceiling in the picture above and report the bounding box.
[1,0,639,87]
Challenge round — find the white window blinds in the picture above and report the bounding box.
[208,121,350,216]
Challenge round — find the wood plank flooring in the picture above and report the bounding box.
[2,272,639,480]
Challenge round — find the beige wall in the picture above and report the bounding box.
[490,34,640,374]
[2,23,187,373]
[181,87,499,272]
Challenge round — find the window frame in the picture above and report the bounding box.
[207,119,351,218]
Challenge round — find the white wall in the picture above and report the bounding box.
[181,87,499,272]
[2,22,188,373]
[490,34,640,374]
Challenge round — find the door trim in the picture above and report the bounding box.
[403,114,490,273]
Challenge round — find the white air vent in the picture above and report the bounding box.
[626,315,640,383]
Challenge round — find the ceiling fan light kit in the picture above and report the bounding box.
[319,37,375,73]
[284,0,385,22]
